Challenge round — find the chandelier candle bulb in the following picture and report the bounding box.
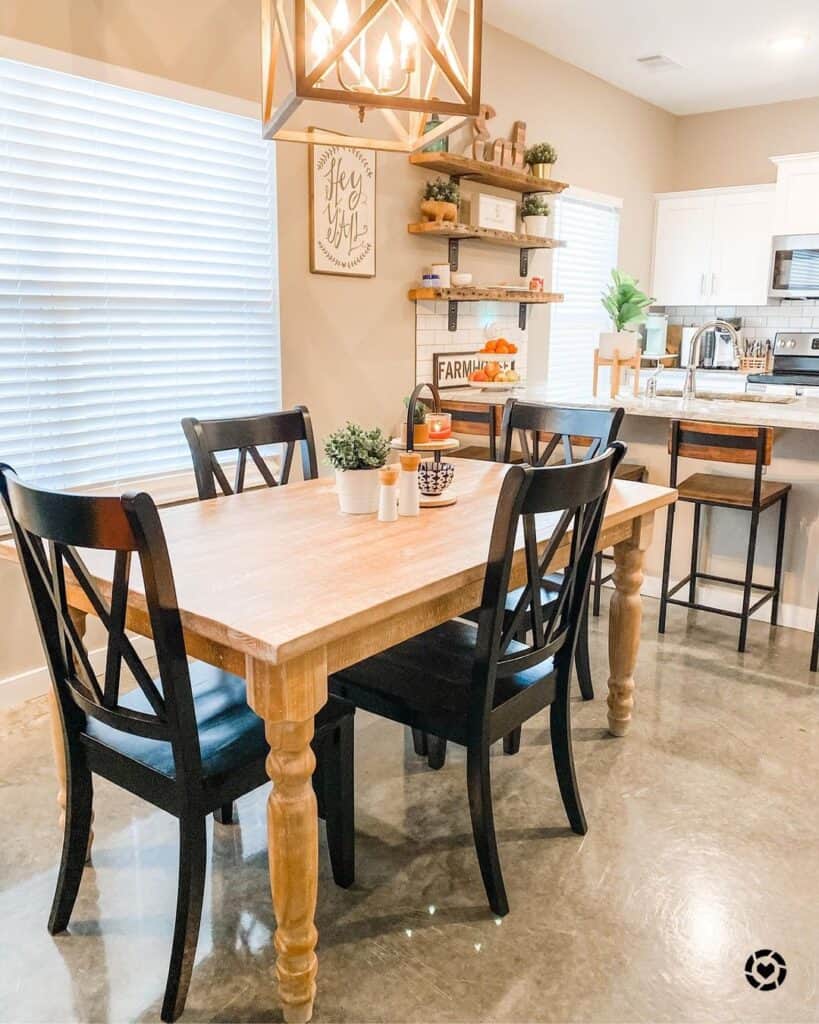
[425,412,452,440]
[398,452,422,516]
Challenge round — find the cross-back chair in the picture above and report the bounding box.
[181,407,318,500]
[0,464,354,1023]
[331,443,626,915]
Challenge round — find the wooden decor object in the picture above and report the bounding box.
[309,141,376,276]
[593,348,641,399]
[261,0,483,153]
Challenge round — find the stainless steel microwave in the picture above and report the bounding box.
[769,234,819,299]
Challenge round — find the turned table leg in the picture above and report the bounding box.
[47,606,94,859]
[607,513,653,737]
[245,650,328,1024]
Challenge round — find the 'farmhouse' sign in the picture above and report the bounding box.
[433,351,516,389]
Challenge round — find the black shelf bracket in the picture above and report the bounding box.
[520,248,532,276]
[518,304,528,330]
[448,237,460,271]
[448,300,459,332]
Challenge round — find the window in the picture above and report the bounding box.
[547,192,621,396]
[0,57,281,491]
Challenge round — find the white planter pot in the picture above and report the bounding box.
[599,331,638,360]
[335,467,380,514]
[522,214,549,238]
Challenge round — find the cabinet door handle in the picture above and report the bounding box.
[700,272,707,296]
[711,272,717,296]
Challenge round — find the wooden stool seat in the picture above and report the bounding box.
[615,462,647,483]
[457,444,494,461]
[677,472,791,510]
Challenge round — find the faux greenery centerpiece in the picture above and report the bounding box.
[325,423,391,514]
[599,269,655,363]
[420,176,460,224]
[524,142,558,178]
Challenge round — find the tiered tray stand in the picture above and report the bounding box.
[391,383,458,508]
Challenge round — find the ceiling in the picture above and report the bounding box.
[483,0,819,115]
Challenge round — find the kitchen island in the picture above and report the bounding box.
[442,383,819,634]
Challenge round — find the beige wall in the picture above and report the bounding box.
[674,96,819,190]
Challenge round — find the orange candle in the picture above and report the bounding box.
[425,412,452,439]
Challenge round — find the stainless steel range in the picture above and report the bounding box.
[746,331,819,388]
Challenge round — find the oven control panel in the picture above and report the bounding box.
[774,332,819,354]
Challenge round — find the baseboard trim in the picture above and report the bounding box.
[0,636,157,712]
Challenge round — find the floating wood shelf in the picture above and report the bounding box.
[409,152,569,195]
[408,286,563,332]
[408,221,565,275]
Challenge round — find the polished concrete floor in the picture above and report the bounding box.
[1,595,818,1023]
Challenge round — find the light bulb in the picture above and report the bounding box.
[377,33,394,89]
[399,19,416,72]
[311,23,331,62]
[330,0,350,35]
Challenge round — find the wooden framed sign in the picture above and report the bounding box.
[433,351,516,389]
[309,142,376,277]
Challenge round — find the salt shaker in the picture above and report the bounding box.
[398,452,422,516]
[378,466,399,522]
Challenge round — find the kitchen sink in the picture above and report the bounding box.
[654,389,797,405]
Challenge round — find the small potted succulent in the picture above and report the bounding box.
[524,142,558,179]
[324,422,391,514]
[420,176,460,224]
[401,397,430,445]
[520,194,550,237]
[599,269,654,359]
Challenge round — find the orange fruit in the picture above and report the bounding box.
[495,341,510,354]
[484,361,501,380]
[483,339,497,352]
[472,369,489,382]
[507,342,518,353]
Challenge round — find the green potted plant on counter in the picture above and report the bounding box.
[401,397,430,445]
[420,176,460,224]
[599,269,654,359]
[520,194,550,237]
[524,142,558,179]
[325,422,391,514]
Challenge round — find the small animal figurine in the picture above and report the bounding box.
[466,103,496,160]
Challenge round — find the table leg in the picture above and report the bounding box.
[245,650,328,1024]
[47,606,94,859]
[607,512,653,737]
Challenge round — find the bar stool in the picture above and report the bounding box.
[658,419,790,653]
[592,461,648,616]
[439,399,500,461]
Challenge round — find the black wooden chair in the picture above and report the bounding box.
[181,407,319,499]
[332,443,626,916]
[0,464,354,1023]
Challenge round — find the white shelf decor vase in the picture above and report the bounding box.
[599,330,638,360]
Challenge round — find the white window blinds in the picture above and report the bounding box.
[0,57,281,491]
[548,194,621,397]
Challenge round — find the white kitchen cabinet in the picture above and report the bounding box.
[651,186,775,306]
[651,194,715,306]
[771,153,819,235]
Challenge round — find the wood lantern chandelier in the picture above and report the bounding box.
[261,0,483,152]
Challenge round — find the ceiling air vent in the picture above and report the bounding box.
[636,54,682,73]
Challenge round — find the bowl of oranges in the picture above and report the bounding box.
[467,338,523,389]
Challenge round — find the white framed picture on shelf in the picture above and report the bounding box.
[309,141,376,277]
[477,193,518,233]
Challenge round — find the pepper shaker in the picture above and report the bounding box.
[398,452,422,516]
[378,466,399,522]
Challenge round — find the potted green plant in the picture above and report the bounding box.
[420,176,460,224]
[524,142,558,179]
[401,397,430,445]
[599,269,654,359]
[520,194,550,237]
[324,422,391,514]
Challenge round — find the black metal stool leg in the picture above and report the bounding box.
[738,509,760,653]
[689,504,701,604]
[771,493,788,625]
[658,504,676,634]
[812,592,819,673]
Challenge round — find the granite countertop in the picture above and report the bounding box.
[441,384,819,432]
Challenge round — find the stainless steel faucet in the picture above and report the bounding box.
[682,319,741,401]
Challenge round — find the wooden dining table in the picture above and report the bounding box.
[1,457,675,1022]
